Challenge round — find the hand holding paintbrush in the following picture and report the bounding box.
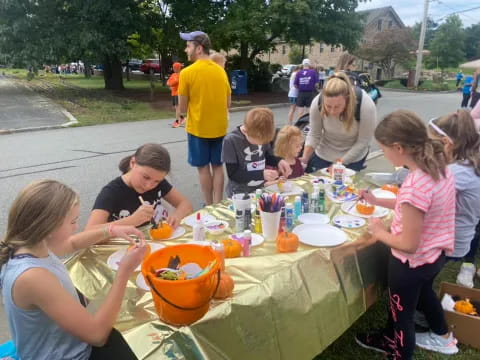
[135,196,156,227]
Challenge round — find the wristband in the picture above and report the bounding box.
[108,224,115,237]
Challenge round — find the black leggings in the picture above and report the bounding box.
[383,253,448,360]
[89,328,138,360]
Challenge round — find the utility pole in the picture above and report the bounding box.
[414,0,429,87]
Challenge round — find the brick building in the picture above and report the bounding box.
[259,6,406,80]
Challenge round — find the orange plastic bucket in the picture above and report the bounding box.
[141,244,221,326]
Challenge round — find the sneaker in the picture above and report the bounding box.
[178,116,186,127]
[415,331,459,355]
[456,262,475,288]
[355,332,389,354]
[171,120,180,128]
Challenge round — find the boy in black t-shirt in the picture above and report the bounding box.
[221,108,292,197]
[86,144,192,230]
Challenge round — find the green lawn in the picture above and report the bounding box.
[383,79,458,91]
[2,69,174,126]
[316,259,480,359]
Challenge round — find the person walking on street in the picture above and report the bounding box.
[456,70,464,89]
[178,31,231,206]
[470,68,480,108]
[294,59,319,118]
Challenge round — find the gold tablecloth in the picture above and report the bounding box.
[66,174,392,360]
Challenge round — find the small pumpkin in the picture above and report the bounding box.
[214,272,235,299]
[276,231,299,253]
[454,299,477,315]
[221,238,242,258]
[127,243,151,261]
[149,223,174,240]
[381,184,399,195]
[356,200,375,215]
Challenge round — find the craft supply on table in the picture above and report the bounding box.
[193,212,206,242]
[254,207,262,234]
[341,201,389,218]
[211,240,225,271]
[230,232,265,247]
[318,182,326,213]
[310,187,319,213]
[183,212,216,227]
[276,230,299,253]
[320,166,356,179]
[332,215,366,229]
[204,220,229,235]
[332,159,346,184]
[301,190,309,214]
[235,209,244,233]
[279,206,286,232]
[285,203,294,232]
[294,196,302,219]
[326,183,358,203]
[244,207,252,231]
[242,230,252,257]
[293,224,347,247]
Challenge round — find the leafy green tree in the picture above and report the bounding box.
[411,17,438,49]
[465,23,480,61]
[429,15,465,71]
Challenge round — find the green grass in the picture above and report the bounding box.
[315,260,480,359]
[383,79,458,91]
[3,69,174,125]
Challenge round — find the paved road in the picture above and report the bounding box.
[0,89,462,343]
[0,75,69,131]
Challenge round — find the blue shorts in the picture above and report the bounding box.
[187,134,224,167]
[288,97,297,105]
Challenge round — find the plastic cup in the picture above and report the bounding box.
[232,193,251,212]
[260,210,281,242]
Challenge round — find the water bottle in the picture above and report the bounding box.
[285,203,294,232]
[294,196,302,219]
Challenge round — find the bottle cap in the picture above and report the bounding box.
[196,212,201,221]
[286,202,293,209]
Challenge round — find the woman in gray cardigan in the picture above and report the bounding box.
[300,72,377,172]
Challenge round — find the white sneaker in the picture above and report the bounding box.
[415,331,459,355]
[456,262,475,288]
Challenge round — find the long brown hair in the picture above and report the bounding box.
[375,110,448,181]
[433,110,480,176]
[119,143,171,174]
[0,180,79,267]
[321,72,357,131]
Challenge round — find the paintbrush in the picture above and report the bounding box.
[138,195,158,228]
[345,185,374,212]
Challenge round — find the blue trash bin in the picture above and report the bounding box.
[230,70,248,95]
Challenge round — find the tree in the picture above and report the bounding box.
[356,28,416,79]
[429,15,465,71]
[412,17,438,49]
[465,23,480,61]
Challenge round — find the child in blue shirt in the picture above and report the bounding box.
[461,76,473,108]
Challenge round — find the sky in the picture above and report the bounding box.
[356,0,480,28]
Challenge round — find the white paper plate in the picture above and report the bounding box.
[136,272,149,291]
[332,215,366,229]
[230,233,265,247]
[151,226,186,240]
[325,184,358,203]
[311,176,334,185]
[204,220,229,235]
[297,213,330,225]
[264,183,304,196]
[107,243,165,272]
[320,167,356,178]
[341,201,389,218]
[293,224,347,247]
[187,241,212,247]
[183,212,216,227]
[372,188,397,199]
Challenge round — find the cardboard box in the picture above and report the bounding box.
[439,282,480,349]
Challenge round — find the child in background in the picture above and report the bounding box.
[427,111,480,288]
[461,75,473,109]
[168,62,184,128]
[221,107,292,197]
[273,125,305,179]
[86,143,192,230]
[355,110,458,358]
[210,52,226,69]
[0,180,147,360]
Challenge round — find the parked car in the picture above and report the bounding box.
[124,59,142,71]
[281,64,297,77]
[140,59,160,74]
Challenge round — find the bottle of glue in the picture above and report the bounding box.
[193,212,205,242]
[332,158,346,184]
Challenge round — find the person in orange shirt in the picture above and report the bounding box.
[167,62,184,128]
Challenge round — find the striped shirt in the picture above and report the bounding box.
[390,168,456,268]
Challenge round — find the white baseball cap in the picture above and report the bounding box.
[302,59,311,66]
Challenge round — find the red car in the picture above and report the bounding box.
[140,59,160,74]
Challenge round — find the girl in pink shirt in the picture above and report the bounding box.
[355,110,458,359]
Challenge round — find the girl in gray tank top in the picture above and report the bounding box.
[0,180,147,360]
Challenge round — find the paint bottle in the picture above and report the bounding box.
[294,196,302,219]
[242,230,252,257]
[254,207,262,234]
[332,158,346,184]
[244,208,252,231]
[285,203,294,232]
[235,209,244,233]
[318,182,326,214]
[301,190,309,214]
[192,212,205,242]
[310,190,319,214]
[279,206,286,232]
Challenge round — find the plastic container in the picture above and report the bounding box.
[332,159,346,184]
[141,244,221,326]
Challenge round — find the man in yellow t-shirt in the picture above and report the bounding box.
[178,31,231,205]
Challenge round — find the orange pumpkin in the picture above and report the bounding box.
[214,272,235,299]
[454,299,477,315]
[127,243,151,261]
[356,201,375,215]
[276,231,299,253]
[221,238,242,258]
[149,223,173,240]
[381,184,399,195]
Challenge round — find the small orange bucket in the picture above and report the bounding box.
[141,244,221,326]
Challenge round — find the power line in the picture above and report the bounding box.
[432,0,477,22]
[434,5,480,21]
